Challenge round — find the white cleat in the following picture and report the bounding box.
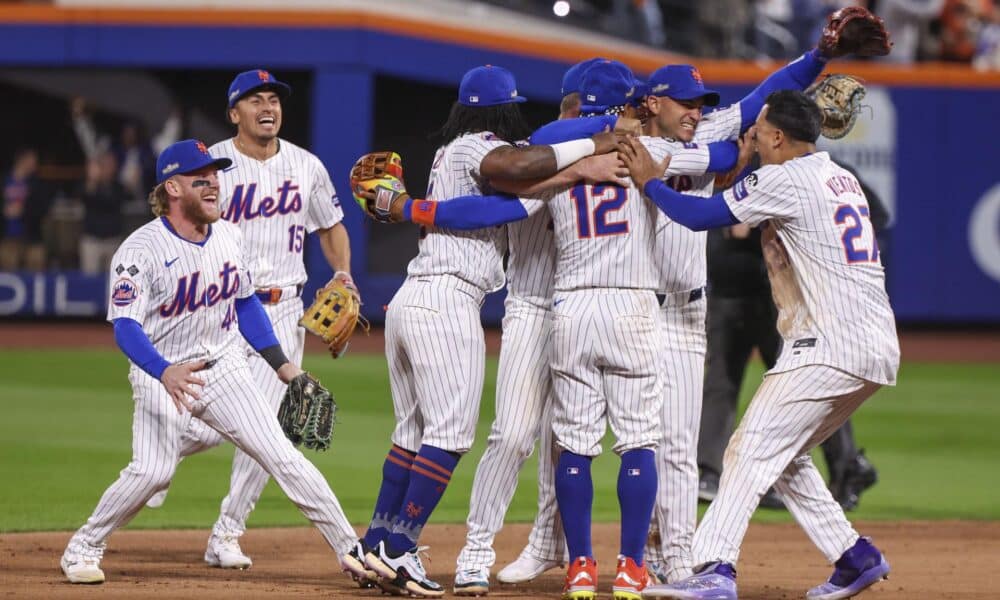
[145,489,168,509]
[454,566,491,596]
[61,539,106,584]
[496,552,562,584]
[204,534,253,569]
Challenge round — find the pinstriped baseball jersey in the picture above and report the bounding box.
[548,136,671,291]
[107,217,253,365]
[210,138,343,289]
[722,152,899,384]
[506,209,555,307]
[655,142,713,293]
[408,132,510,293]
[693,103,743,145]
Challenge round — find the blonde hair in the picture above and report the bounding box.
[148,182,170,217]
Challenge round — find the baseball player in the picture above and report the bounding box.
[356,65,618,597]
[623,90,898,600]
[144,69,359,572]
[59,140,370,586]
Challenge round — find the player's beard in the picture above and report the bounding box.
[180,191,221,226]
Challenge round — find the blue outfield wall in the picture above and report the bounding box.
[0,20,997,323]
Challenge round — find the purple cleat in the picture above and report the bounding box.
[641,562,736,599]
[807,537,890,600]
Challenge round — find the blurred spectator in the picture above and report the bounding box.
[78,151,128,274]
[1,148,47,271]
[698,0,753,57]
[70,97,181,202]
[940,0,997,61]
[973,16,1000,68]
[878,0,947,63]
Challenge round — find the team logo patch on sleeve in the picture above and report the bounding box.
[683,142,699,149]
[732,172,758,201]
[111,278,139,307]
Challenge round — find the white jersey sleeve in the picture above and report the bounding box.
[722,165,802,227]
[693,103,743,143]
[660,143,711,178]
[305,156,344,233]
[107,242,156,324]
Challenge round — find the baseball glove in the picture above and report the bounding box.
[806,74,866,139]
[299,278,370,359]
[278,372,337,451]
[817,6,892,58]
[351,152,407,222]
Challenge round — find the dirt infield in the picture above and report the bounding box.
[2,521,996,599]
[3,322,1000,362]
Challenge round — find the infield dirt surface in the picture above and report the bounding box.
[3,520,997,599]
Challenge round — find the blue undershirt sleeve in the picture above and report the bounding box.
[113,317,170,380]
[737,48,828,131]
[403,195,529,230]
[642,180,740,231]
[706,141,739,173]
[529,116,617,145]
[235,294,281,352]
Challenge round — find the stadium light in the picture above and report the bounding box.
[553,1,571,18]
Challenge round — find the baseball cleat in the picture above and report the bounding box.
[497,550,562,584]
[806,537,890,600]
[145,488,168,509]
[60,539,106,584]
[204,533,252,569]
[562,556,598,600]
[613,555,650,600]
[641,561,736,599]
[697,471,719,503]
[832,451,878,511]
[342,539,378,588]
[365,540,444,597]
[454,566,490,596]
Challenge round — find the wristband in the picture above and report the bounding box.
[259,344,290,372]
[409,199,439,227]
[551,138,597,170]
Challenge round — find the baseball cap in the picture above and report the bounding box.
[458,65,527,107]
[578,59,641,114]
[561,57,606,96]
[646,65,720,106]
[227,69,292,108]
[156,139,233,183]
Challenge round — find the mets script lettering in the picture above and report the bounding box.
[223,180,302,223]
[159,262,241,318]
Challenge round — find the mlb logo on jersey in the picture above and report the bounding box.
[112,278,139,307]
[627,468,641,476]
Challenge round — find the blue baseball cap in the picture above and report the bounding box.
[156,139,232,183]
[227,69,292,108]
[561,57,606,96]
[579,59,641,114]
[646,65,720,106]
[458,65,527,107]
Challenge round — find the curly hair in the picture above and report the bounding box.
[148,183,170,217]
[435,101,533,145]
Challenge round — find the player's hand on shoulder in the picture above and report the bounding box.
[613,117,643,136]
[619,137,670,189]
[160,360,208,414]
[277,362,305,385]
[576,153,629,187]
[591,130,630,155]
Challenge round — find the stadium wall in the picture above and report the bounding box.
[1,5,998,324]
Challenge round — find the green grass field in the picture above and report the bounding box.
[1,349,997,534]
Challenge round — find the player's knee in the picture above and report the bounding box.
[124,460,176,488]
[485,427,536,460]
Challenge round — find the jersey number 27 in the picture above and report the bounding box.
[834,204,879,264]
[572,184,629,239]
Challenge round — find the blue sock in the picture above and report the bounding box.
[618,448,657,564]
[362,445,415,548]
[386,444,460,554]
[555,451,593,559]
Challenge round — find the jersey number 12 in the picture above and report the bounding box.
[571,184,629,239]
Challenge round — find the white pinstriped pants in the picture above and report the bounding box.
[456,295,565,572]
[550,288,664,457]
[385,276,487,454]
[212,298,306,538]
[70,351,357,557]
[649,289,707,582]
[692,365,880,566]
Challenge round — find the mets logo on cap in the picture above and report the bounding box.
[196,141,208,155]
[690,67,704,84]
[257,70,271,82]
[112,277,139,307]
